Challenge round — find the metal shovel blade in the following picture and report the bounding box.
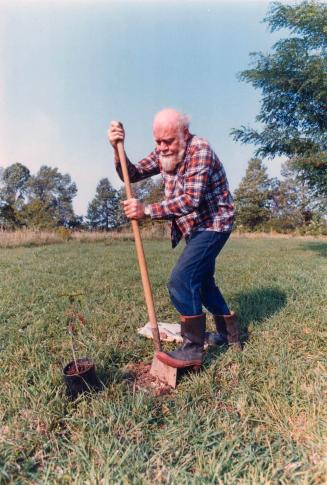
[150,355,178,388]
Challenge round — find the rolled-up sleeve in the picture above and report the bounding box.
[116,151,160,183]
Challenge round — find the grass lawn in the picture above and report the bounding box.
[0,237,326,484]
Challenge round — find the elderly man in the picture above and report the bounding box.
[107,108,240,370]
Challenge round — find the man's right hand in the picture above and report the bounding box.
[107,121,125,149]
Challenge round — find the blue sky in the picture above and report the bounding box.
[0,0,290,215]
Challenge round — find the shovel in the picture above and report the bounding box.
[117,141,178,388]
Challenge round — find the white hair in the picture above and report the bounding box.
[178,112,191,130]
[153,108,191,133]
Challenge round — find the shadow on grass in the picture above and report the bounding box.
[235,286,287,332]
[205,286,287,367]
[96,363,125,388]
[298,241,327,258]
[93,366,127,389]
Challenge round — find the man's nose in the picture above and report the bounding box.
[158,141,168,152]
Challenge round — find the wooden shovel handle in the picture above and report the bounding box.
[117,141,161,352]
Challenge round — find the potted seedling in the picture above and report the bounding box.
[62,294,101,399]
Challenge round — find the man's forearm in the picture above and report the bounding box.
[115,152,142,183]
[146,192,201,220]
[115,151,160,183]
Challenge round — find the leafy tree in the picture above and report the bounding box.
[0,204,16,230]
[24,166,77,228]
[119,178,163,203]
[231,1,327,196]
[20,199,57,229]
[234,158,274,230]
[270,160,325,231]
[0,163,31,228]
[69,215,85,230]
[87,178,120,230]
[143,178,165,205]
[0,163,30,205]
[0,167,7,228]
[115,187,128,228]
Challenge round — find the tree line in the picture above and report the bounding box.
[0,163,115,230]
[0,158,325,234]
[234,158,325,234]
[1,1,325,234]
[0,164,79,230]
[0,164,163,231]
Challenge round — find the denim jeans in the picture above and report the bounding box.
[168,230,231,316]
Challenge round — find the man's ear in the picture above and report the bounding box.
[183,127,189,140]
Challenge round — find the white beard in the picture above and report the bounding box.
[159,145,186,172]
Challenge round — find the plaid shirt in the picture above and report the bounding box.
[116,134,234,247]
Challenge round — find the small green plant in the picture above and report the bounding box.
[62,293,86,373]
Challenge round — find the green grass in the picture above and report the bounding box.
[0,238,326,484]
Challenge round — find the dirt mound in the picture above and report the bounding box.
[123,362,173,397]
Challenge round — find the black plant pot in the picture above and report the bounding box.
[63,357,101,400]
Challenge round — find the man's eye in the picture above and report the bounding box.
[155,138,175,145]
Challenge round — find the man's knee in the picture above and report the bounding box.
[168,269,180,295]
[168,265,188,301]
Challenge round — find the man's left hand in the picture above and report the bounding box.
[123,198,145,219]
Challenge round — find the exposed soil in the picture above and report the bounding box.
[65,361,93,376]
[122,362,174,397]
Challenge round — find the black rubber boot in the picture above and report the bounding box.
[211,312,242,350]
[156,314,206,369]
[205,331,227,346]
[205,314,228,346]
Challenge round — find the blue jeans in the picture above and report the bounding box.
[168,231,230,316]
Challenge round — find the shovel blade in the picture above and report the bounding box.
[150,355,178,388]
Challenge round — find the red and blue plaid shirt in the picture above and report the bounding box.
[116,134,234,247]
